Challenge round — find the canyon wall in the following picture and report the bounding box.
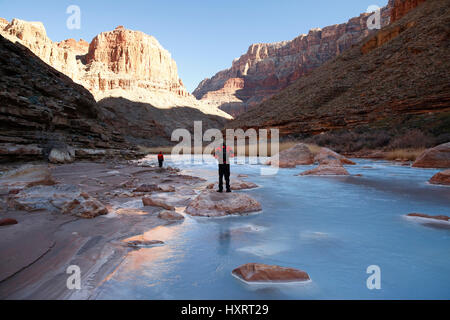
[194,2,393,117]
[391,0,427,22]
[0,19,230,118]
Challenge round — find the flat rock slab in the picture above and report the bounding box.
[232,263,310,283]
[185,191,261,217]
[125,240,164,248]
[299,160,350,176]
[207,180,259,191]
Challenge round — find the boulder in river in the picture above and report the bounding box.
[314,147,356,165]
[299,158,349,176]
[429,169,450,186]
[412,142,450,168]
[185,191,261,217]
[266,143,314,168]
[232,263,310,283]
[206,180,258,191]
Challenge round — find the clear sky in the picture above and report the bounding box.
[0,0,387,92]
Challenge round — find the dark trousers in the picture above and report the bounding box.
[158,160,163,168]
[218,164,230,191]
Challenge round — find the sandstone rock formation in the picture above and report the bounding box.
[228,0,449,141]
[299,158,350,176]
[232,263,310,283]
[429,169,450,185]
[8,184,108,218]
[193,4,392,116]
[266,143,314,168]
[207,180,258,191]
[314,147,356,165]
[406,213,449,222]
[185,191,262,217]
[412,143,450,168]
[0,34,139,162]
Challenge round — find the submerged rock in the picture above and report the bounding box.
[158,210,184,221]
[429,170,450,186]
[8,184,108,218]
[406,213,449,222]
[142,196,175,210]
[0,218,18,226]
[206,180,258,191]
[412,143,450,168]
[299,158,349,176]
[185,191,261,217]
[48,147,75,164]
[314,147,356,165]
[232,263,310,283]
[266,143,314,168]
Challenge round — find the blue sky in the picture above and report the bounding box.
[0,0,387,92]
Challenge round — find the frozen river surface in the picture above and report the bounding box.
[96,157,450,299]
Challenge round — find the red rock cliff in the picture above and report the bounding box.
[194,3,393,116]
[391,0,427,22]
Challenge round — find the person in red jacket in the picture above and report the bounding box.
[214,142,234,192]
[157,151,164,168]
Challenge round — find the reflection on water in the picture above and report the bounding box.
[96,158,450,300]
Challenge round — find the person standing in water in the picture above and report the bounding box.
[214,141,234,193]
[157,151,164,168]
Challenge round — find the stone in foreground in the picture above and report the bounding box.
[185,191,261,217]
[266,143,314,168]
[429,169,450,186]
[125,240,164,248]
[412,143,450,168]
[232,263,310,283]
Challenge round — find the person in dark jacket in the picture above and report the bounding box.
[157,151,164,168]
[214,142,234,192]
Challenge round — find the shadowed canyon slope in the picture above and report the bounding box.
[228,0,450,139]
[193,2,393,116]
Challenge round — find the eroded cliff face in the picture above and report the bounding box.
[193,3,393,116]
[0,20,230,118]
[391,0,427,22]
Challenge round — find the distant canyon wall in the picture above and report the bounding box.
[0,19,230,118]
[194,1,394,117]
